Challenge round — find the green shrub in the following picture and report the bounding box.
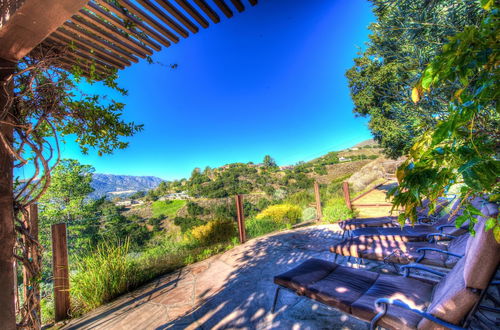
[323,198,354,223]
[256,203,302,225]
[246,217,286,238]
[302,207,317,221]
[189,219,236,246]
[173,216,204,232]
[186,201,205,217]
[256,198,271,211]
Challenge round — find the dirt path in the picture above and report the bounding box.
[351,180,399,218]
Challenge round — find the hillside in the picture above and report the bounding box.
[90,173,164,198]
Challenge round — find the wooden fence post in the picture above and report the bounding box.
[235,195,246,243]
[51,223,70,322]
[23,204,41,327]
[314,182,323,220]
[342,181,352,211]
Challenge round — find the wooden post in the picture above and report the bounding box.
[235,195,246,243]
[52,223,70,322]
[342,181,352,211]
[313,182,323,220]
[0,58,17,330]
[23,204,41,327]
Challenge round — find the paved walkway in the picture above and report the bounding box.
[62,225,380,329]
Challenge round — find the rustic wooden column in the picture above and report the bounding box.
[342,181,352,211]
[23,204,41,327]
[0,58,17,330]
[235,195,246,243]
[52,223,71,322]
[313,182,323,220]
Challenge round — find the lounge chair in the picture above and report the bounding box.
[337,197,455,233]
[345,198,481,242]
[330,232,469,269]
[272,203,499,329]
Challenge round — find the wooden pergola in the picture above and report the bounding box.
[0,0,257,328]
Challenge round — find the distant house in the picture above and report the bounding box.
[338,157,351,162]
[159,191,190,201]
[279,165,295,170]
[115,199,143,207]
[115,200,133,207]
[349,147,359,151]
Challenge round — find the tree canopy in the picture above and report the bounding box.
[346,0,484,158]
[389,1,499,239]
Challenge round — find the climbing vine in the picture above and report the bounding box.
[0,41,142,327]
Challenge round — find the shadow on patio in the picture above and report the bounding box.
[63,225,371,329]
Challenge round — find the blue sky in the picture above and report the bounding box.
[61,0,375,180]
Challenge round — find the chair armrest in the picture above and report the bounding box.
[400,263,446,278]
[415,247,463,263]
[426,233,456,242]
[417,214,439,224]
[370,298,465,330]
[437,224,457,233]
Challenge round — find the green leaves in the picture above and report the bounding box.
[345,0,485,158]
[389,3,500,240]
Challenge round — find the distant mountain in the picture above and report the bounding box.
[90,173,164,199]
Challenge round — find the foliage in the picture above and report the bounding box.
[263,154,278,168]
[188,219,236,246]
[38,159,100,252]
[98,202,151,248]
[129,191,146,200]
[323,198,355,223]
[285,190,314,208]
[151,200,186,218]
[147,216,163,231]
[346,0,484,158]
[246,217,287,238]
[186,201,205,217]
[389,2,499,239]
[256,204,302,225]
[173,216,204,233]
[302,207,317,221]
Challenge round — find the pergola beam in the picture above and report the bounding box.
[174,0,210,29]
[0,0,89,62]
[193,0,221,24]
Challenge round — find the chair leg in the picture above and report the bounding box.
[271,287,281,313]
[333,253,338,263]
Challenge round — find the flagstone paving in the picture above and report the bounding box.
[62,225,394,330]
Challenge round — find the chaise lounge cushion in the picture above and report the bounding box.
[331,234,468,268]
[274,259,433,328]
[351,274,433,329]
[349,222,468,242]
[338,216,398,231]
[306,265,378,312]
[273,258,337,294]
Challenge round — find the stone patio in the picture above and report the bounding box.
[60,225,397,329]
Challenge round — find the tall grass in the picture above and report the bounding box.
[69,233,236,316]
[70,239,136,314]
[246,217,287,238]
